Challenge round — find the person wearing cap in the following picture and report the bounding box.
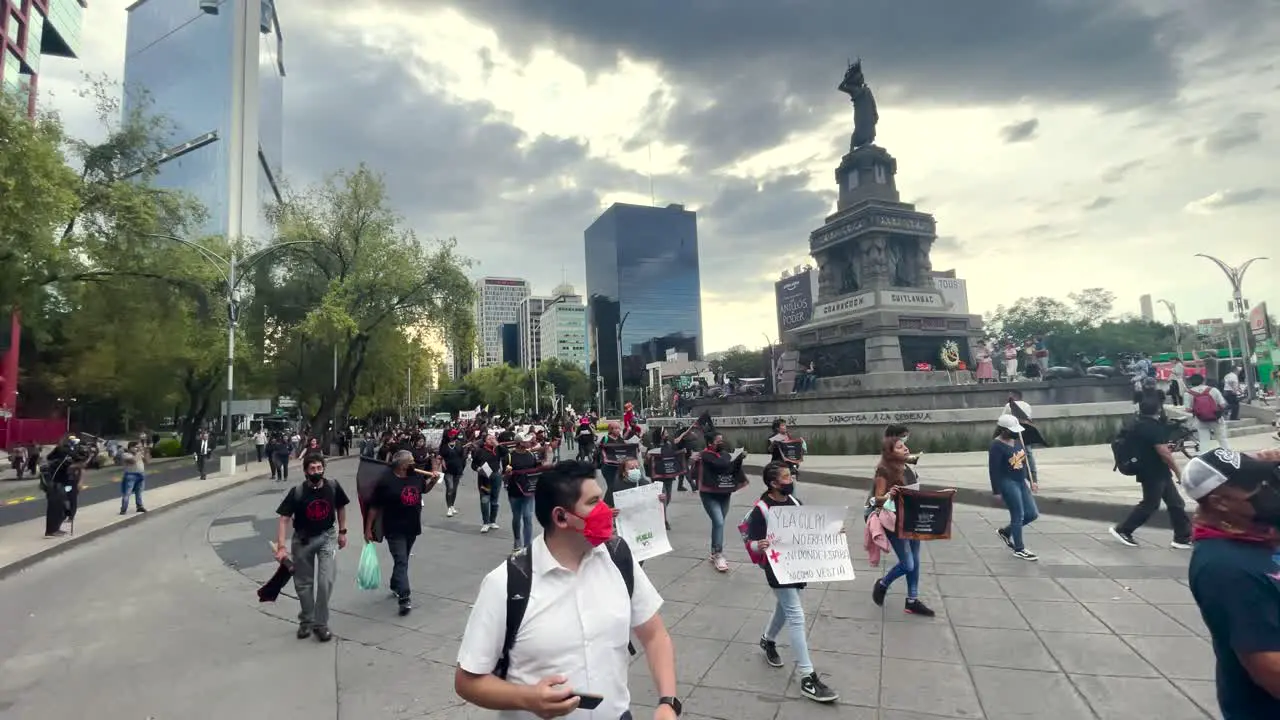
[1184,447,1280,717]
[990,414,1040,561]
[1110,398,1193,549]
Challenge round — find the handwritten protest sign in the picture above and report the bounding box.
[612,483,672,562]
[764,505,855,584]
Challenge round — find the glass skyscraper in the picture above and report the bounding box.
[585,202,703,405]
[1,0,85,116]
[123,0,283,242]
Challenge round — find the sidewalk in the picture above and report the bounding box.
[746,433,1278,527]
[0,458,286,579]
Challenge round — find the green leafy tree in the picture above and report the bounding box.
[987,289,1176,364]
[536,358,591,408]
[460,365,532,411]
[264,166,474,440]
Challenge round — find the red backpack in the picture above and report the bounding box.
[1190,389,1220,422]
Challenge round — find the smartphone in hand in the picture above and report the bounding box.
[573,693,604,710]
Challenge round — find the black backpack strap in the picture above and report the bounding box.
[605,537,637,657]
[494,550,533,679]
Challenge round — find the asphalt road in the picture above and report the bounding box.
[0,448,261,528]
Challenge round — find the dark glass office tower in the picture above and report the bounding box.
[585,202,703,406]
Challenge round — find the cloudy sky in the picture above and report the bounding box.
[40,0,1278,353]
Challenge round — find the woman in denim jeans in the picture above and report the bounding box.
[119,441,147,514]
[697,434,745,572]
[745,462,838,703]
[869,436,937,616]
[990,415,1040,561]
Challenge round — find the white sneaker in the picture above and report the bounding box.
[1170,540,1192,550]
[712,553,729,572]
[489,522,501,531]
[446,507,456,517]
[480,524,490,534]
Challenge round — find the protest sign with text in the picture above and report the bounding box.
[764,504,855,584]
[612,483,672,562]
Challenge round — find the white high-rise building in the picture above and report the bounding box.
[539,283,589,373]
[474,277,531,368]
[518,297,552,369]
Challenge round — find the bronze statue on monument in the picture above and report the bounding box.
[838,59,878,150]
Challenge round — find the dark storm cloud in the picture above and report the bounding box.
[1101,159,1145,184]
[999,119,1040,144]
[1084,196,1115,211]
[1201,111,1265,154]
[348,0,1187,170]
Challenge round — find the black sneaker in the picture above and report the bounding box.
[904,598,936,617]
[313,627,333,642]
[136,507,147,513]
[800,672,838,703]
[872,579,887,607]
[296,624,311,639]
[759,637,783,668]
[119,509,127,516]
[1109,526,1139,547]
[997,527,1013,549]
[1013,549,1039,561]
[398,599,413,617]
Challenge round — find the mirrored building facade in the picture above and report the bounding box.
[123,0,283,242]
[585,202,703,404]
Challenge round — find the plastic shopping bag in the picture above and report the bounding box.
[356,542,381,590]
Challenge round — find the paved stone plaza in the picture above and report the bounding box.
[0,456,1223,719]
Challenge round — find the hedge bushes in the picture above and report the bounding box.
[151,438,184,458]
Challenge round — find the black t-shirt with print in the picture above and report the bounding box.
[373,473,426,538]
[1189,537,1280,719]
[277,478,351,539]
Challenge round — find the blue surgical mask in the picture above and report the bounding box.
[626,468,642,482]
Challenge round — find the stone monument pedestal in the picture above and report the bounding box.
[782,143,982,389]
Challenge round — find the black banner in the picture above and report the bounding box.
[507,465,546,496]
[697,454,747,493]
[776,439,804,463]
[600,442,639,466]
[894,488,955,541]
[356,456,391,542]
[775,270,815,336]
[649,448,687,479]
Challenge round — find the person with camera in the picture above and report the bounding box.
[42,436,87,538]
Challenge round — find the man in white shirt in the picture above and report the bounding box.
[1222,367,1242,421]
[254,429,267,462]
[195,429,213,480]
[455,460,680,720]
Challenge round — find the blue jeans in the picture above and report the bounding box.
[764,587,813,675]
[479,472,502,525]
[700,492,732,553]
[121,472,145,512]
[998,478,1040,551]
[509,494,533,549]
[883,535,921,599]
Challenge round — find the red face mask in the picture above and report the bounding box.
[568,501,614,547]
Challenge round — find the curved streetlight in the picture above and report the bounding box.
[147,233,326,452]
[1194,254,1267,402]
[615,311,631,413]
[1155,299,1181,359]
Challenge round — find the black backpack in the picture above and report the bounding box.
[1111,422,1141,476]
[493,536,636,679]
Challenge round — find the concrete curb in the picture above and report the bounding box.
[744,463,1174,530]
[0,470,266,582]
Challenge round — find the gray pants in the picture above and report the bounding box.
[292,529,337,630]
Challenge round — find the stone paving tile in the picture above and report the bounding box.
[1068,674,1213,719]
[1086,601,1195,636]
[1038,631,1160,677]
[879,658,984,718]
[1016,600,1114,634]
[953,626,1059,671]
[970,666,1094,719]
[1122,634,1216,681]
[941,596,1031,630]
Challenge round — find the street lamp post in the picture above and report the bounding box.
[615,311,631,414]
[1156,299,1182,359]
[147,234,321,453]
[1195,254,1267,402]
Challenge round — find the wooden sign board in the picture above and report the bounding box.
[894,487,955,541]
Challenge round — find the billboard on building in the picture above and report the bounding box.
[1250,303,1271,340]
[1196,318,1225,337]
[775,270,817,336]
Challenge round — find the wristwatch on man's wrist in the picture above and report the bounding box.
[657,696,682,716]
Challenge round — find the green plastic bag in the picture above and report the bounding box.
[356,542,381,590]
